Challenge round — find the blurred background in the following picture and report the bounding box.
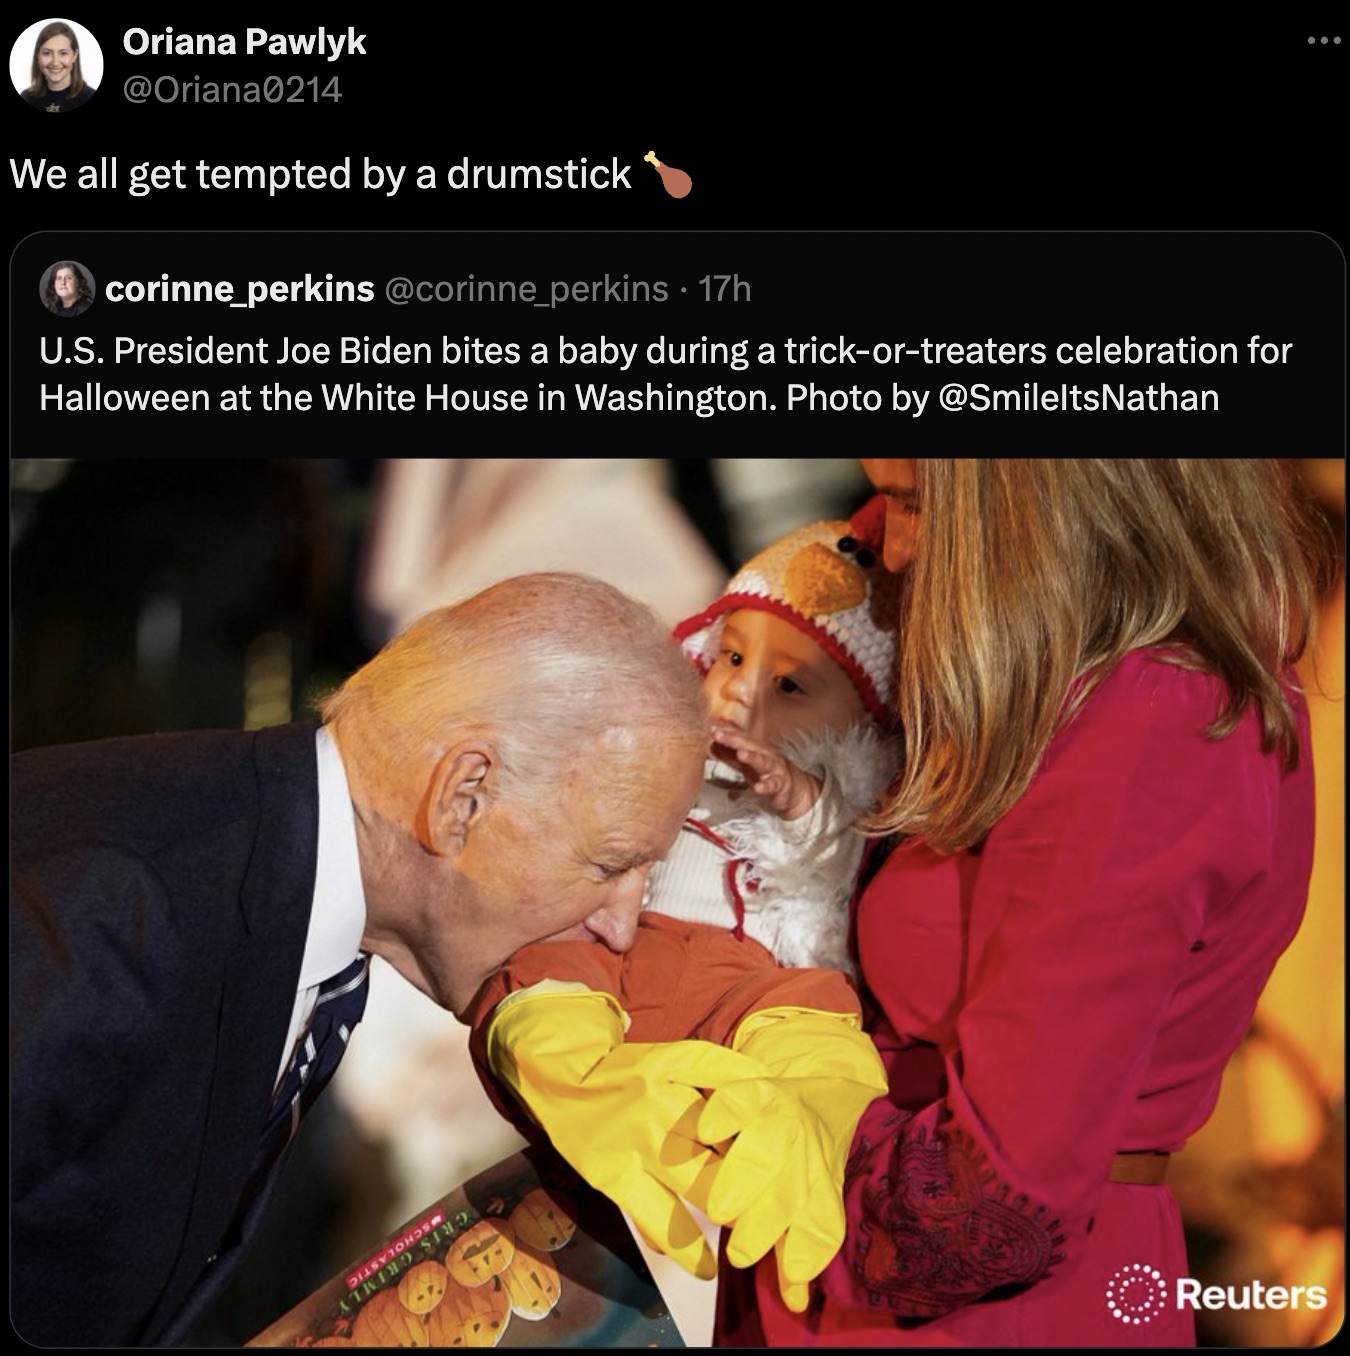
[9,458,1343,1346]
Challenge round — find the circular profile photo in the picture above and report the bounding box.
[12,19,102,112]
[41,261,96,317]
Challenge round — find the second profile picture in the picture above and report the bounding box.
[41,261,96,317]
[12,18,102,112]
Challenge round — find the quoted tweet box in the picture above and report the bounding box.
[12,231,1344,453]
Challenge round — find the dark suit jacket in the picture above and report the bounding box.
[11,721,323,1347]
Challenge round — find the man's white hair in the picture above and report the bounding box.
[318,572,708,805]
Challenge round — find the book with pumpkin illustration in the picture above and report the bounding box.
[247,1145,685,1348]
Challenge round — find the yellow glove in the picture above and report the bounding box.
[486,984,767,1279]
[697,1007,888,1311]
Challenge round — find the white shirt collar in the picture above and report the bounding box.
[300,725,367,987]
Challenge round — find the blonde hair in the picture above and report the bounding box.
[872,459,1331,852]
[318,572,707,811]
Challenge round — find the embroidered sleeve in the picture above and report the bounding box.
[836,1109,1066,1316]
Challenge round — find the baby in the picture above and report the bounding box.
[466,497,900,1309]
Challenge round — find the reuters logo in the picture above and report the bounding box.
[1106,1263,1168,1325]
[1104,1264,1328,1322]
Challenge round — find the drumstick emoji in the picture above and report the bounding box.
[644,151,692,199]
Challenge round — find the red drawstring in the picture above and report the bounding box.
[680,817,758,940]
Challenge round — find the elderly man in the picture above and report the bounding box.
[11,572,743,1347]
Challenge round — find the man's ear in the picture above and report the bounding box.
[419,743,492,856]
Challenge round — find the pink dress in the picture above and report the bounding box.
[716,650,1315,1347]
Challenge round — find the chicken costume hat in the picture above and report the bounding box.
[673,493,899,727]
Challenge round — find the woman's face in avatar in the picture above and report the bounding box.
[54,269,79,304]
[39,36,77,91]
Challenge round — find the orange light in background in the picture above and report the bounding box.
[1177,460,1346,1346]
[1251,459,1346,1346]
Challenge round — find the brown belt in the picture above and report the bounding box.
[1109,1152,1171,1185]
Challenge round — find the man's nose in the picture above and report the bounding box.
[583,872,648,954]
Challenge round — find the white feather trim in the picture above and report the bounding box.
[716,722,900,980]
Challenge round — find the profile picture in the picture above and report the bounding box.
[12,19,102,112]
[41,261,95,317]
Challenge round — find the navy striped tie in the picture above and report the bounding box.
[267,954,371,1148]
[187,955,372,1336]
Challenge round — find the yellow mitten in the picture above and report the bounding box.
[486,984,766,1279]
[697,1007,888,1310]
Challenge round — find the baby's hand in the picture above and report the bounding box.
[710,723,822,820]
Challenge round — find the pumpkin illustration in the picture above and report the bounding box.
[423,1275,511,1348]
[444,1219,515,1288]
[351,1288,429,1347]
[397,1258,448,1315]
[508,1187,577,1251]
[502,1242,562,1320]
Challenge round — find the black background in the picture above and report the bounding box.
[7,12,1346,1346]
[8,12,1347,452]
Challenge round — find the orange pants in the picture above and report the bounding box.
[468,911,859,1043]
[465,913,860,1129]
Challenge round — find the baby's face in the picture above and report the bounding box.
[703,608,866,749]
